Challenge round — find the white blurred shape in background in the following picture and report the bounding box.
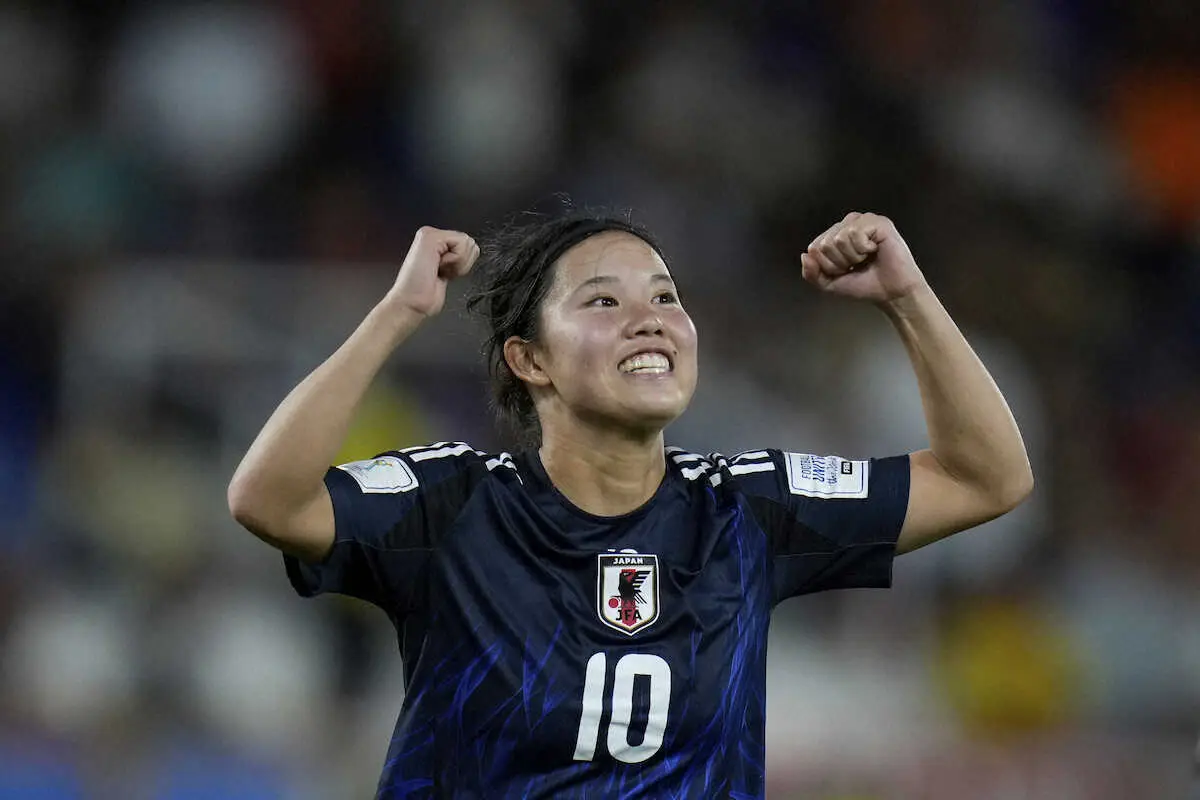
[173,590,334,758]
[926,72,1123,226]
[106,4,311,193]
[5,589,138,734]
[408,0,565,202]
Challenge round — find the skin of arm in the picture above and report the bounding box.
[881,285,1033,553]
[227,227,478,562]
[801,213,1034,554]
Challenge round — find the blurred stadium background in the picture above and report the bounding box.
[1,1,1198,798]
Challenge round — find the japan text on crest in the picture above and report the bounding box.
[597,552,660,635]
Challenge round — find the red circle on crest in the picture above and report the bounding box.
[608,598,619,608]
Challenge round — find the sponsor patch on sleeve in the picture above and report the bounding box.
[337,455,419,494]
[783,453,869,499]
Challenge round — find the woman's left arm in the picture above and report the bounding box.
[801,213,1034,554]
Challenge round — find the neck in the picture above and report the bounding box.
[538,421,667,517]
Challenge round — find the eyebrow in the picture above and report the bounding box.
[573,273,676,293]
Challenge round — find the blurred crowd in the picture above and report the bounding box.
[1,1,1198,798]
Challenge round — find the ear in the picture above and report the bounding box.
[503,336,552,388]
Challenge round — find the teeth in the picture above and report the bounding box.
[620,353,671,373]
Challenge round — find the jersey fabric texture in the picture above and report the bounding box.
[284,443,910,799]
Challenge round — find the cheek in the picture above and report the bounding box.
[671,313,699,353]
[572,325,617,372]
[543,318,613,378]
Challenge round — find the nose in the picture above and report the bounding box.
[625,303,664,338]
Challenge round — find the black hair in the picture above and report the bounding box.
[465,205,668,448]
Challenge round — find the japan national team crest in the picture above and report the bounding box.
[597,552,660,635]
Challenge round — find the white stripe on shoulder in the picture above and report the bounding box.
[485,452,523,484]
[485,452,515,471]
[731,450,771,463]
[399,441,454,454]
[409,442,479,462]
[668,449,717,482]
[729,462,775,476]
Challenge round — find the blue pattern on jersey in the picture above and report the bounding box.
[375,503,774,798]
[644,501,770,797]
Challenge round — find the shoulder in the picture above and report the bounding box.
[665,446,782,494]
[331,441,521,497]
[665,446,876,503]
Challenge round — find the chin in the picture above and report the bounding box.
[621,396,689,431]
[574,400,682,437]
[576,379,694,434]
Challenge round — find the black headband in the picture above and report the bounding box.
[537,218,667,272]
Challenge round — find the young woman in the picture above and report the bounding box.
[228,209,1032,798]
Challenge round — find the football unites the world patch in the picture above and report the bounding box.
[783,452,869,498]
[597,552,660,636]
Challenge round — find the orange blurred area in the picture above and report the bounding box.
[1112,65,1200,228]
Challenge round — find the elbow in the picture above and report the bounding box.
[227,473,329,561]
[994,460,1035,514]
[227,472,268,533]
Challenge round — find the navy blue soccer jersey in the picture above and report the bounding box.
[284,443,910,799]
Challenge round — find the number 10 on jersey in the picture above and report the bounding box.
[573,652,671,764]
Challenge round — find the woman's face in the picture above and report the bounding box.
[524,231,699,436]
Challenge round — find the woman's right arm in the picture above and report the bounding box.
[227,227,478,562]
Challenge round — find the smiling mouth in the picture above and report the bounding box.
[618,351,673,375]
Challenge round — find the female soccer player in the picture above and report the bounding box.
[228,209,1032,798]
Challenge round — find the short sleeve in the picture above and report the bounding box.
[733,449,910,603]
[283,442,487,613]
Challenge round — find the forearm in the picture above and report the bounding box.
[881,285,1033,502]
[229,293,425,518]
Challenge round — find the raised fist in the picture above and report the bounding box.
[800,212,927,304]
[390,227,479,317]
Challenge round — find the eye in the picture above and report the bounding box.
[586,295,618,308]
[652,291,678,304]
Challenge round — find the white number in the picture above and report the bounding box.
[572,653,607,761]
[572,652,672,764]
[609,653,671,763]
